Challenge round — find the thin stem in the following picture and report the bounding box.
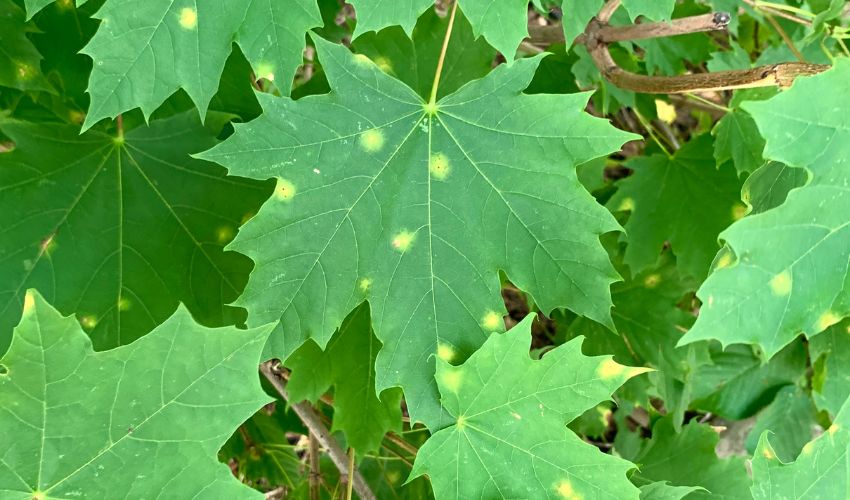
[754,1,815,19]
[763,12,805,62]
[743,0,813,26]
[598,0,621,23]
[260,362,376,500]
[684,93,731,113]
[428,0,459,106]
[634,110,673,157]
[346,449,355,500]
[115,114,124,141]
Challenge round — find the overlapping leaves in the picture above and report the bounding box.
[681,60,850,357]
[410,316,646,499]
[0,113,269,353]
[202,37,636,429]
[0,291,272,499]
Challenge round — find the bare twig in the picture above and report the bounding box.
[308,432,321,500]
[261,362,377,500]
[763,12,806,61]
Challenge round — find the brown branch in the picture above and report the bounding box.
[260,362,376,500]
[526,0,829,94]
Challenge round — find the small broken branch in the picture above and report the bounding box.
[526,0,830,94]
[260,362,376,500]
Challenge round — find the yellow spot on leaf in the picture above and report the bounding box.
[556,480,582,500]
[216,226,235,244]
[441,369,462,393]
[32,491,46,500]
[437,343,455,362]
[179,7,197,29]
[40,234,57,257]
[731,203,747,221]
[23,291,35,316]
[16,63,34,81]
[274,178,296,201]
[359,277,372,292]
[482,310,502,331]
[715,252,733,270]
[597,359,625,379]
[354,54,371,66]
[761,447,775,460]
[828,424,840,435]
[643,274,661,288]
[80,315,98,330]
[707,294,715,307]
[391,231,414,252]
[256,62,275,82]
[429,153,450,180]
[801,442,814,455]
[118,297,131,312]
[655,99,677,124]
[817,311,841,331]
[617,197,634,212]
[374,56,392,73]
[359,129,385,152]
[769,270,792,296]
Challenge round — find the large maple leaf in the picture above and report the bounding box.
[201,37,636,428]
[0,291,272,499]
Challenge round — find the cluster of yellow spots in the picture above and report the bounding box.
[16,63,34,81]
[80,315,98,330]
[643,273,661,288]
[817,311,840,331]
[481,310,502,331]
[359,129,385,152]
[216,226,235,244]
[358,277,372,292]
[731,203,748,221]
[179,7,197,30]
[429,153,451,180]
[440,369,462,393]
[556,480,583,500]
[617,197,635,212]
[437,343,455,362]
[274,178,296,202]
[118,297,132,312]
[391,230,414,252]
[769,270,792,296]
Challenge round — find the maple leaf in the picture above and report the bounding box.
[200,37,637,428]
[0,290,272,499]
[608,134,745,280]
[79,0,321,130]
[410,315,646,499]
[0,0,53,93]
[752,394,850,500]
[0,112,270,353]
[680,60,850,357]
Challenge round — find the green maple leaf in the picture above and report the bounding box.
[201,38,636,428]
[628,418,752,500]
[352,8,496,100]
[608,134,745,280]
[0,291,272,499]
[713,88,776,176]
[0,0,53,93]
[285,304,402,454]
[810,319,850,417]
[0,112,270,353]
[639,482,705,500]
[348,0,433,39]
[79,0,321,130]
[680,60,850,357]
[742,161,809,215]
[752,394,850,500]
[410,315,646,499]
[745,386,817,463]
